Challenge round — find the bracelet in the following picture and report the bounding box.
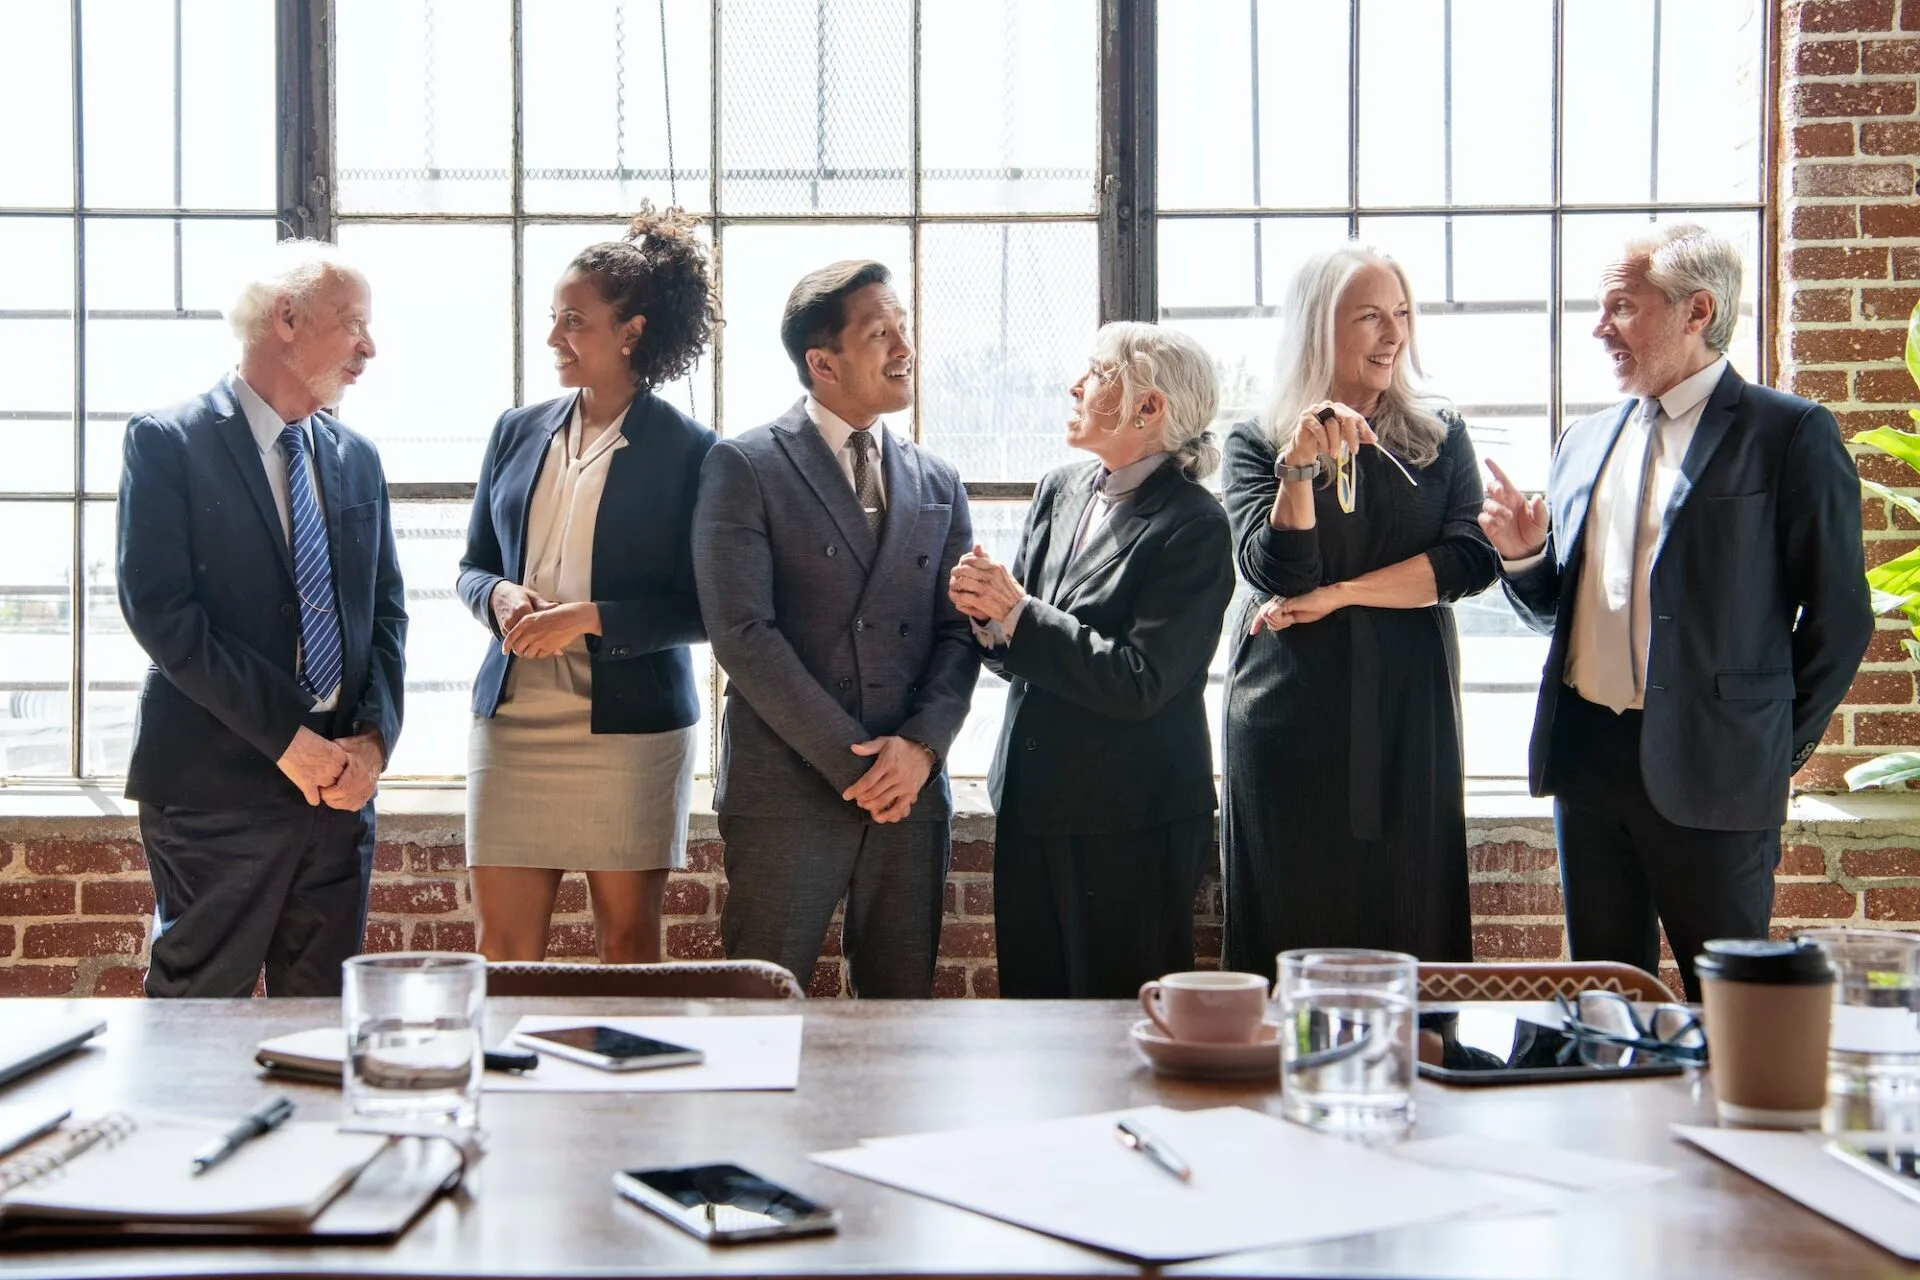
[902,737,940,769]
[1274,458,1322,484]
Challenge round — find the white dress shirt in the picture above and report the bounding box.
[1505,356,1728,712]
[806,395,887,507]
[229,371,338,710]
[515,398,626,696]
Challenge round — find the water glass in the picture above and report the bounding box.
[1276,949,1418,1137]
[342,953,486,1132]
[1797,928,1920,1134]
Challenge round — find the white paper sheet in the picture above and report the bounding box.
[1675,1124,1920,1260]
[1392,1133,1674,1191]
[811,1105,1526,1263]
[494,1015,803,1093]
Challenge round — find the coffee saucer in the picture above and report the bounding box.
[1129,1019,1281,1082]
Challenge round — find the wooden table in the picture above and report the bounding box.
[0,996,1913,1280]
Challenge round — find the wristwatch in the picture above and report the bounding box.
[1274,457,1323,483]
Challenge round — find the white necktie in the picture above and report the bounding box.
[1592,397,1662,712]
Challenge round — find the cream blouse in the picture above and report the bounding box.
[516,397,627,691]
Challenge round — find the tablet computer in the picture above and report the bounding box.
[1417,1007,1692,1084]
[0,1016,106,1089]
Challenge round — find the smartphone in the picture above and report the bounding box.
[613,1163,840,1243]
[512,1025,704,1072]
[1828,1140,1920,1207]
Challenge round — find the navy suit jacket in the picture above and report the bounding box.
[1503,365,1872,830]
[457,391,715,734]
[118,379,408,809]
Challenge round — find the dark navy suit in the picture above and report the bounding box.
[455,391,715,734]
[1504,365,1871,997]
[118,376,407,997]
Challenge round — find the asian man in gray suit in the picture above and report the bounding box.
[692,260,979,996]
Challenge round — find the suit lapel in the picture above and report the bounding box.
[1056,465,1171,606]
[1651,365,1742,568]
[871,427,922,568]
[773,404,879,571]
[212,384,295,582]
[1042,462,1099,603]
[1557,400,1635,572]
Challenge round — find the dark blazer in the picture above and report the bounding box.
[117,378,407,810]
[457,391,715,734]
[1504,365,1872,830]
[692,400,980,823]
[985,459,1234,834]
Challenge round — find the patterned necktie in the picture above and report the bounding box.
[1591,397,1662,712]
[849,429,884,534]
[280,424,343,703]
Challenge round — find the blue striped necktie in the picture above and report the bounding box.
[280,424,343,703]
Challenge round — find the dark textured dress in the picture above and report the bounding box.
[1219,412,1498,973]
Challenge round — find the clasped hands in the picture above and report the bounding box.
[1248,586,1345,635]
[490,581,602,660]
[946,543,1024,625]
[276,726,384,809]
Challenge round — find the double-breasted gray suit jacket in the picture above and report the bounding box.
[692,400,981,824]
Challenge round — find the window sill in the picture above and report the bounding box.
[0,780,1909,842]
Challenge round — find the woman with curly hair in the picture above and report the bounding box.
[457,204,718,962]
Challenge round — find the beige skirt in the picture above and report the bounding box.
[465,653,696,871]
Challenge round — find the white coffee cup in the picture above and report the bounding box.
[1138,971,1270,1044]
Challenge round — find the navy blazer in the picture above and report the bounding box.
[457,391,715,734]
[118,378,408,809]
[1503,365,1872,830]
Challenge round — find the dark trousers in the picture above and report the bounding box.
[717,816,950,998]
[140,799,374,998]
[994,815,1214,999]
[1550,691,1780,1002]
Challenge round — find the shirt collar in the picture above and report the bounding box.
[228,371,311,454]
[1655,356,1729,422]
[806,395,885,461]
[1099,450,1171,502]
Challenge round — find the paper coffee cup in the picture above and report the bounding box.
[1696,939,1834,1129]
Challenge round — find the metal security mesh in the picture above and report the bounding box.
[718,0,911,215]
[917,222,1097,483]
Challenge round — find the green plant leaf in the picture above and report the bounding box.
[1907,298,1920,391]
[1854,427,1920,474]
[1868,546,1920,600]
[1864,478,1920,527]
[1906,638,1920,664]
[1847,752,1920,790]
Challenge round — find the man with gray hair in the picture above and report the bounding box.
[118,240,406,997]
[1480,223,1870,1000]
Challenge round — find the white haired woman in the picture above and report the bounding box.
[1220,245,1498,973]
[949,322,1234,998]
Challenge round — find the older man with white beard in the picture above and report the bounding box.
[118,240,407,997]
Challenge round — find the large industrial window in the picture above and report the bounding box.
[0,0,1770,786]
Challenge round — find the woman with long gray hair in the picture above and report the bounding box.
[1219,245,1498,971]
[949,322,1233,997]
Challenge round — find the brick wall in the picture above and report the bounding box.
[1782,0,1920,788]
[8,814,1920,1000]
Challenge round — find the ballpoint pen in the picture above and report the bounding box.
[1115,1117,1192,1183]
[190,1095,295,1176]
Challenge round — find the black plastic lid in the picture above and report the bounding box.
[1693,938,1835,986]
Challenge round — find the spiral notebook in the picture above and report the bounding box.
[0,1112,463,1246]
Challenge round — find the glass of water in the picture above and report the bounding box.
[342,953,486,1132]
[1277,949,1418,1138]
[1798,928,1920,1134]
